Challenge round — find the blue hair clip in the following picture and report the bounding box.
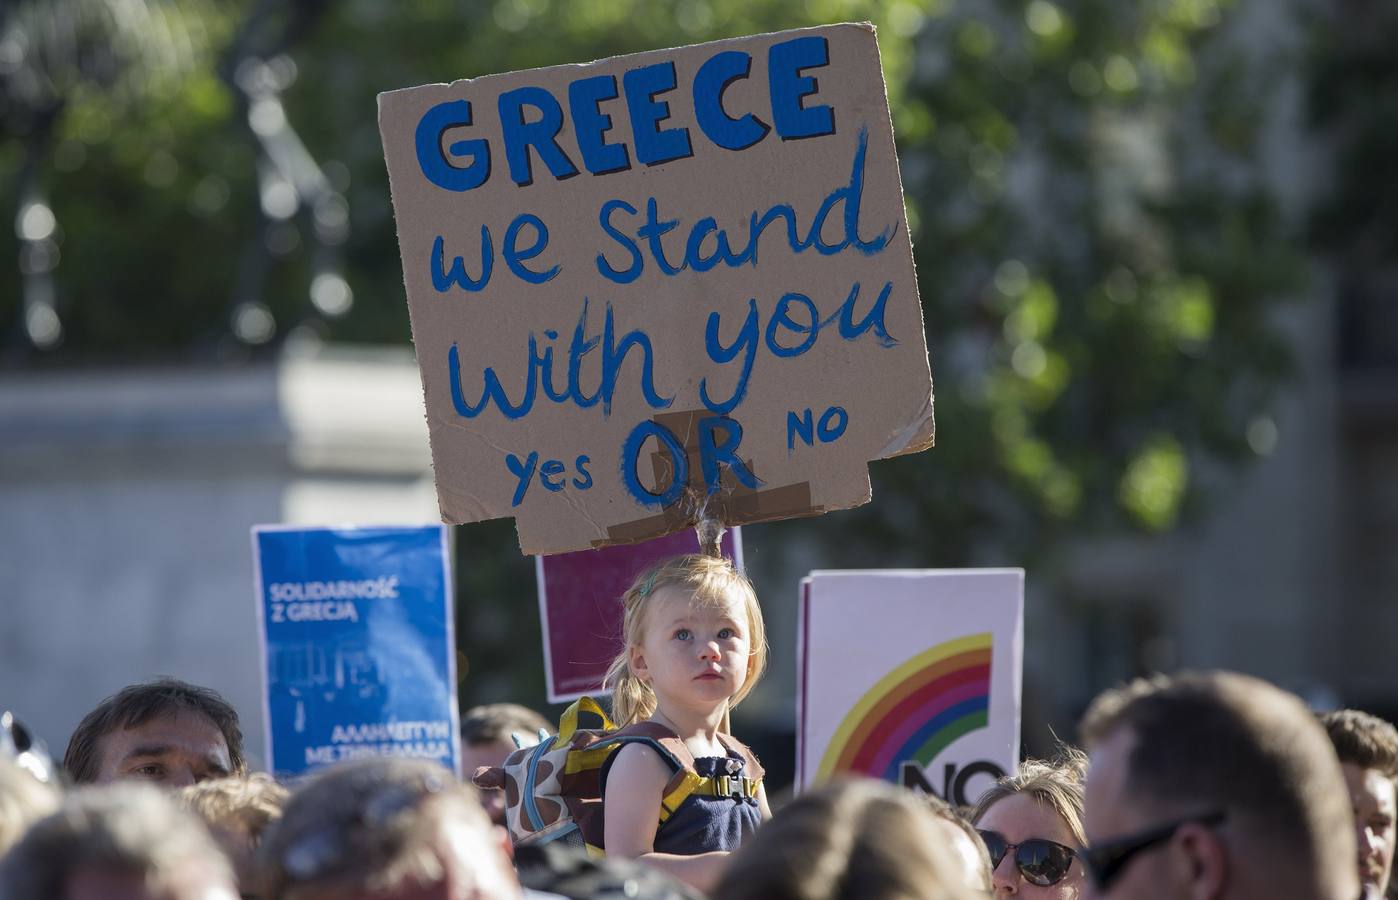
[637,571,661,598]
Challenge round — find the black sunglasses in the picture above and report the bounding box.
[976,829,1077,886]
[1079,810,1227,891]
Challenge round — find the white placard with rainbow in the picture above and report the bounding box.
[796,569,1023,804]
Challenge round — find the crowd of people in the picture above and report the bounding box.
[1,556,1394,899]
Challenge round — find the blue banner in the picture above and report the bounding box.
[252,525,459,778]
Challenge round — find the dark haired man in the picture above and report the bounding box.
[1079,670,1357,900]
[1321,709,1398,900]
[64,677,245,788]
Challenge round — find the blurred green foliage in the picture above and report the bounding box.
[832,0,1306,567]
[0,0,1315,707]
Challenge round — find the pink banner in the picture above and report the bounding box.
[536,529,743,702]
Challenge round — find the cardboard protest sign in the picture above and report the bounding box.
[536,527,743,703]
[378,23,934,555]
[797,570,1023,805]
[252,525,460,778]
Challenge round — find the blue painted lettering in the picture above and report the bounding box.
[839,280,897,347]
[788,408,815,450]
[505,451,596,504]
[698,415,761,493]
[431,208,575,294]
[637,197,683,276]
[411,40,842,191]
[600,303,672,415]
[788,405,849,450]
[535,334,569,404]
[700,299,758,415]
[415,99,491,192]
[572,455,593,490]
[590,129,891,281]
[567,299,603,408]
[804,128,892,256]
[623,62,694,166]
[765,292,821,357]
[700,279,897,417]
[569,75,631,175]
[450,340,536,420]
[502,213,560,284]
[769,36,835,140]
[745,203,800,267]
[693,51,769,151]
[431,230,492,293]
[498,86,579,187]
[621,420,688,507]
[818,406,849,441]
[539,458,567,491]
[684,218,740,273]
[597,200,644,284]
[506,451,538,506]
[447,299,673,421]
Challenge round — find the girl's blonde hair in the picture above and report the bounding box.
[602,554,767,728]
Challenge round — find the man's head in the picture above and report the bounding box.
[0,781,239,900]
[259,757,522,900]
[460,703,552,826]
[1320,709,1398,898]
[1079,670,1358,900]
[64,678,245,788]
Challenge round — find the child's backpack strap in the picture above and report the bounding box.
[676,732,763,802]
[716,731,766,784]
[601,725,765,817]
[604,722,703,826]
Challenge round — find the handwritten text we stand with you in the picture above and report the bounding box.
[411,34,905,510]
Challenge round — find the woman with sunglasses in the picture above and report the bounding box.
[969,749,1088,897]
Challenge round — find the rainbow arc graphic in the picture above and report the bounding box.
[815,633,992,782]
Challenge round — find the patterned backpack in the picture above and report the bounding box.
[470,696,763,856]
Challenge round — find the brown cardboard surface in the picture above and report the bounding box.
[378,23,934,555]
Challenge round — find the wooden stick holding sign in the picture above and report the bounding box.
[379,24,934,555]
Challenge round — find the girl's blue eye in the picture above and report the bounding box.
[674,628,691,641]
[719,627,735,639]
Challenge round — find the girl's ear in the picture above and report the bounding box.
[628,643,649,682]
